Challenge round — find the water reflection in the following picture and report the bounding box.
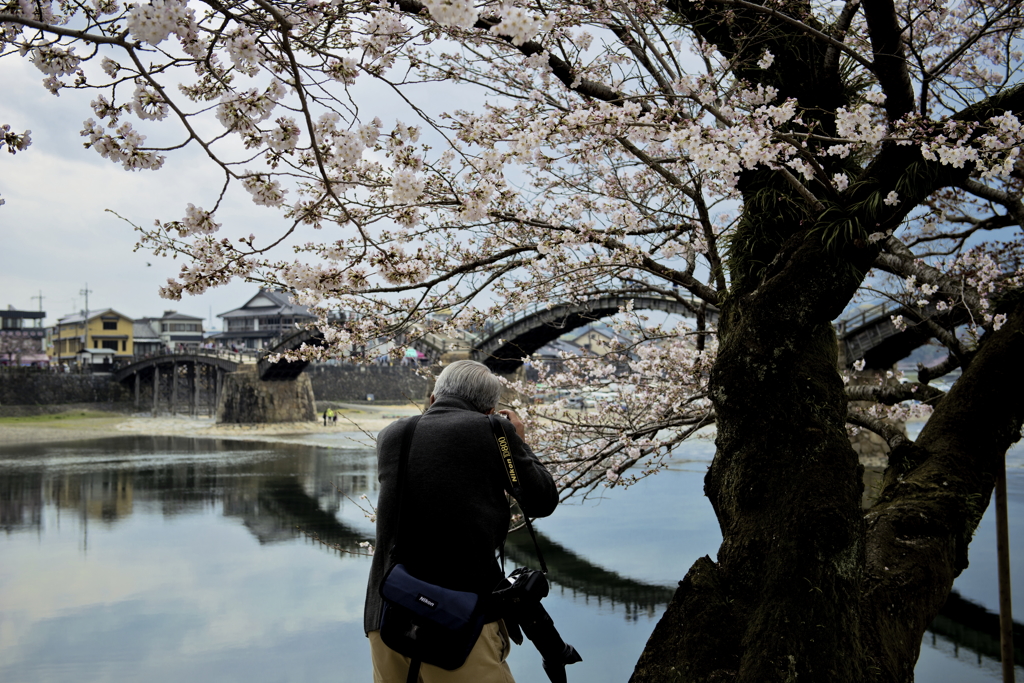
[1,436,376,545]
[1,435,1023,683]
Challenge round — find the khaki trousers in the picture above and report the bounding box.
[368,621,515,683]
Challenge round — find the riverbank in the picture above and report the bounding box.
[0,402,423,447]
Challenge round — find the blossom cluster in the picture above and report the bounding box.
[6,0,1024,497]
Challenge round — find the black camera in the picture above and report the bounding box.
[493,568,582,683]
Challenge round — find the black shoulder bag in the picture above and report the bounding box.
[377,416,488,682]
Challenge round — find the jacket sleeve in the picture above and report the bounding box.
[504,425,559,519]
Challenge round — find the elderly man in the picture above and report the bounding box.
[365,360,559,682]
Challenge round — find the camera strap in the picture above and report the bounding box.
[489,414,548,574]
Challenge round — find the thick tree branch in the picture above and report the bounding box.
[863,300,1024,680]
[846,382,945,406]
[875,236,983,311]
[702,0,875,71]
[917,354,961,385]
[959,178,1024,226]
[824,0,862,79]
[847,407,911,449]
[860,0,916,121]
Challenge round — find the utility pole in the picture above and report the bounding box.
[79,284,92,316]
[79,284,92,365]
[30,291,44,328]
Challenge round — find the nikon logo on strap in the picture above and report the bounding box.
[497,435,518,484]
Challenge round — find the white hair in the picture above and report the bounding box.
[432,360,503,413]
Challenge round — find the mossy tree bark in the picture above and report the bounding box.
[627,2,1024,680]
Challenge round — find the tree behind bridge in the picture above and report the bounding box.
[3,0,1024,679]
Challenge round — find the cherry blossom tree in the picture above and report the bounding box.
[3,0,1024,679]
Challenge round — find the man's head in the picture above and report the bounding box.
[431,360,503,413]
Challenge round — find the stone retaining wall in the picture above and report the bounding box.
[0,370,131,408]
[306,364,434,402]
[0,364,433,411]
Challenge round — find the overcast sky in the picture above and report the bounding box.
[1,43,709,333]
[0,57,268,329]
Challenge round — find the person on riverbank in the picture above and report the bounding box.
[364,360,559,682]
[325,408,335,426]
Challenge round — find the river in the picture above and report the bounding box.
[1,426,1022,682]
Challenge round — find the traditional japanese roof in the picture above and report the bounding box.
[133,321,162,342]
[159,310,204,321]
[218,288,314,319]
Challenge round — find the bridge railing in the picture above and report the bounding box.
[833,301,904,337]
[132,347,262,365]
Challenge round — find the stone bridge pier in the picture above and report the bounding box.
[217,367,317,423]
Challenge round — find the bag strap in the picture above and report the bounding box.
[489,414,548,574]
[390,415,426,683]
[390,414,422,562]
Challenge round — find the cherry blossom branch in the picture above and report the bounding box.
[0,14,130,46]
[875,236,983,311]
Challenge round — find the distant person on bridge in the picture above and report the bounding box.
[365,359,558,682]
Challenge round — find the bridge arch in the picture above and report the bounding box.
[253,296,956,379]
[471,295,715,374]
[114,352,240,415]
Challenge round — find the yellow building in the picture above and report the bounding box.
[50,309,135,367]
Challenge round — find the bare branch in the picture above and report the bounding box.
[846,382,945,406]
[847,408,910,450]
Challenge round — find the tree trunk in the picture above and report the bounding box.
[631,273,1024,683]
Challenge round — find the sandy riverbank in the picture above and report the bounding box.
[0,402,423,448]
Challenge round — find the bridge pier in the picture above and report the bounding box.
[217,367,317,424]
[152,366,160,416]
[190,364,198,418]
[170,361,179,415]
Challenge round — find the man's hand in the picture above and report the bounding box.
[497,409,526,440]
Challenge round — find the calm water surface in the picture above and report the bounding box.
[1,429,1023,682]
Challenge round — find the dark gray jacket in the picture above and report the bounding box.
[363,395,558,633]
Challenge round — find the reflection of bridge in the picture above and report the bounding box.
[5,434,1020,652]
[259,476,678,614]
[112,352,241,415]
[504,523,674,617]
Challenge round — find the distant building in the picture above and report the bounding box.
[50,309,134,368]
[136,310,205,352]
[0,306,47,366]
[132,320,165,357]
[563,323,630,355]
[215,289,316,351]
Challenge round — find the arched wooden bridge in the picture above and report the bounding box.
[113,351,240,415]
[470,294,715,373]
[250,294,952,381]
